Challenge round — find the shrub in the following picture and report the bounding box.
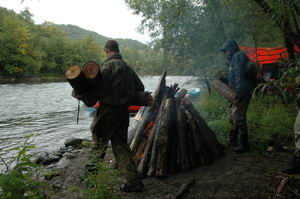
[196,91,297,152]
[0,135,47,199]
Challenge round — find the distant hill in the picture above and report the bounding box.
[55,24,149,51]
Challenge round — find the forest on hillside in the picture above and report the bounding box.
[1,0,300,81]
[0,7,166,79]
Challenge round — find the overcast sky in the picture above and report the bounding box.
[0,0,150,44]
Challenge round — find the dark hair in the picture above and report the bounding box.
[104,40,120,53]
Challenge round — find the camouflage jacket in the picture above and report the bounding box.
[95,53,144,106]
[73,53,144,106]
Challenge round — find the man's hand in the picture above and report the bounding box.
[71,90,84,100]
[147,94,155,106]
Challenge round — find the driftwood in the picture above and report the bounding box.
[275,177,289,197]
[171,179,195,199]
[211,79,237,103]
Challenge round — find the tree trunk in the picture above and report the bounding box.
[253,0,300,47]
[284,36,295,63]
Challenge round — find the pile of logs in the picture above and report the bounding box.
[130,72,225,177]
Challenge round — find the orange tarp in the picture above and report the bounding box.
[240,45,300,65]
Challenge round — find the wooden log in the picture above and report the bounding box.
[82,61,101,80]
[211,79,237,104]
[185,120,200,167]
[130,71,167,152]
[175,100,190,171]
[132,91,153,106]
[147,101,166,176]
[155,99,172,176]
[132,121,154,165]
[176,89,188,99]
[149,71,167,112]
[153,85,179,176]
[137,105,163,176]
[130,111,152,153]
[171,179,195,199]
[185,112,212,165]
[184,103,225,158]
[167,97,178,175]
[65,65,90,95]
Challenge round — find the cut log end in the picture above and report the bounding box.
[83,61,100,79]
[65,65,81,80]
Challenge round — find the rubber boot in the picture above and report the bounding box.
[282,151,300,174]
[234,127,249,153]
[228,128,239,147]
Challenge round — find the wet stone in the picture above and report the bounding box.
[65,137,84,147]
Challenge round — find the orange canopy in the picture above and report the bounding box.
[240,45,300,65]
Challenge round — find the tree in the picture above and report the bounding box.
[0,10,41,76]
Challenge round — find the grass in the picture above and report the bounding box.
[81,151,121,199]
[195,91,297,153]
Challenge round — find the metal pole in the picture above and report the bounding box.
[77,100,80,124]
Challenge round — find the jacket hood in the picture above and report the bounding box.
[220,40,240,55]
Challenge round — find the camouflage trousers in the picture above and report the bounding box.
[90,104,141,184]
[295,110,300,150]
[229,96,251,130]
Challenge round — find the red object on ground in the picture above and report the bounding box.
[240,45,300,65]
[93,101,141,112]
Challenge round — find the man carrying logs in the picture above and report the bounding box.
[71,40,145,192]
[220,40,257,153]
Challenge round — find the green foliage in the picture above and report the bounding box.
[247,96,296,152]
[253,60,300,104]
[82,153,120,199]
[196,91,296,152]
[125,0,299,77]
[196,91,230,144]
[0,7,162,79]
[0,135,47,199]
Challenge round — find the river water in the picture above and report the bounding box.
[0,76,200,165]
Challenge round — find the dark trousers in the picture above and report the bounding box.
[91,104,141,184]
[229,96,251,133]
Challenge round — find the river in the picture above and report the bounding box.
[0,76,201,167]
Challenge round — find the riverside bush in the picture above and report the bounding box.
[196,91,297,152]
[0,135,47,199]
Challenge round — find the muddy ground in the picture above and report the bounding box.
[44,145,300,199]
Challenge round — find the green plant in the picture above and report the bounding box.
[195,91,230,144]
[82,152,120,199]
[196,91,297,152]
[253,60,300,104]
[247,96,296,152]
[0,135,47,199]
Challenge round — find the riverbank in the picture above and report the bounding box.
[40,138,299,199]
[0,75,66,84]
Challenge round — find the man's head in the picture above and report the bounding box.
[104,40,120,57]
[220,40,240,55]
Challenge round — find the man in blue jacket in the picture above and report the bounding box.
[220,40,257,153]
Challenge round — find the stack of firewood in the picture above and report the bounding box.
[130,72,225,177]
